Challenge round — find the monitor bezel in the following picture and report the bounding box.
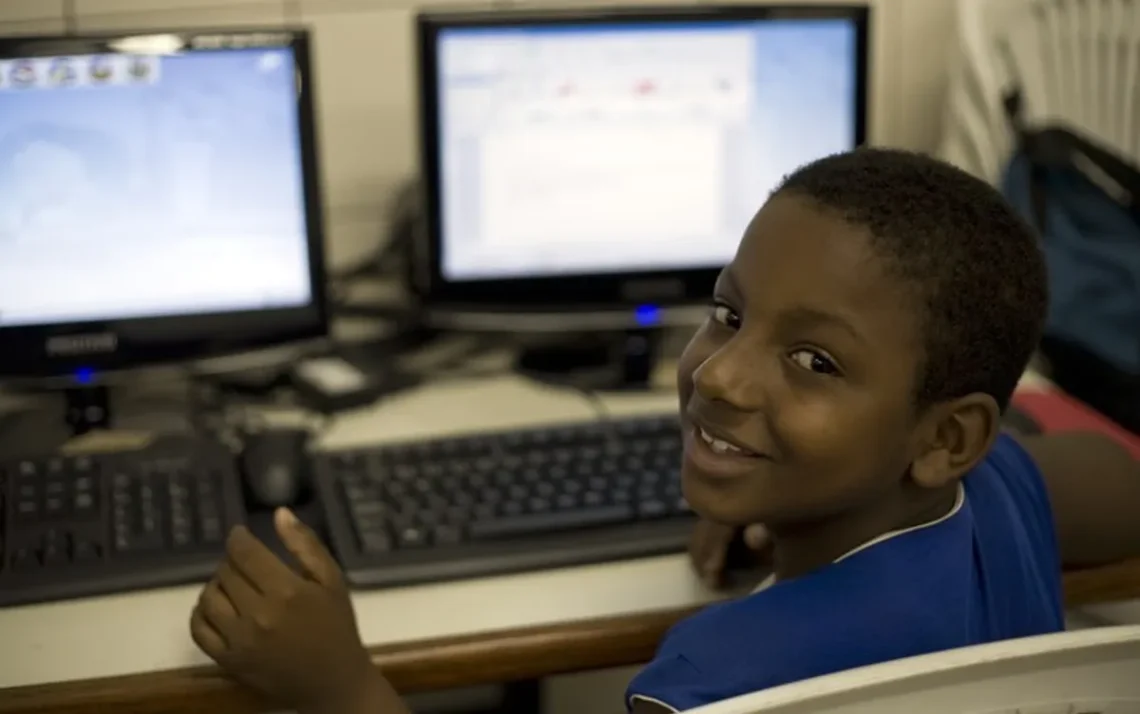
[0,28,328,379]
[416,4,870,308]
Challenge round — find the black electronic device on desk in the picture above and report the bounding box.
[314,413,694,587]
[410,4,869,389]
[0,27,327,440]
[0,27,328,606]
[0,436,245,607]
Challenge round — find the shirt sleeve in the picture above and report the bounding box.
[987,433,1063,580]
[967,433,1065,631]
[988,434,1059,541]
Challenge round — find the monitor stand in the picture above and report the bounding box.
[0,385,126,457]
[514,328,660,392]
[0,381,200,455]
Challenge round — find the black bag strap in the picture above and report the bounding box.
[1002,89,1051,231]
[1002,87,1140,228]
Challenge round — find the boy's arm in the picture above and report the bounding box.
[1020,432,1140,568]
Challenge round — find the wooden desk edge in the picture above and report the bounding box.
[6,561,1140,714]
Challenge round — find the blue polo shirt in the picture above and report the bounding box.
[627,434,1064,712]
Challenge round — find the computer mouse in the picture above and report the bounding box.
[240,428,311,510]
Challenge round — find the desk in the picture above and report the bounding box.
[3,372,1140,714]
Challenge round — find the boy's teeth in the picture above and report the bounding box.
[699,427,743,455]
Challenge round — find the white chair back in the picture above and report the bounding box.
[687,626,1140,714]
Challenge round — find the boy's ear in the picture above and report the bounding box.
[910,393,1001,489]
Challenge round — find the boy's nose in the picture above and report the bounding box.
[692,342,767,412]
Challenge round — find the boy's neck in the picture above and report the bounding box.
[768,483,960,581]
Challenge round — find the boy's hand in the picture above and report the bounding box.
[190,509,387,714]
[689,520,771,589]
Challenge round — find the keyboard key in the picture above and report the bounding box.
[42,539,68,567]
[470,504,634,540]
[72,539,101,563]
[15,498,38,520]
[74,491,96,514]
[11,547,37,572]
[432,524,463,545]
[359,530,392,554]
[638,499,668,519]
[396,526,428,548]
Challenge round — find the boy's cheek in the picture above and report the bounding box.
[772,398,914,489]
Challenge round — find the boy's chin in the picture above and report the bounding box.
[684,478,774,528]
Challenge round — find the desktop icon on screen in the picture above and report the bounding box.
[48,58,77,86]
[10,60,36,88]
[127,55,153,81]
[89,56,114,83]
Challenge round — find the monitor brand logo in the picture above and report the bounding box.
[46,333,119,357]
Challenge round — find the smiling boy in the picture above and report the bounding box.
[188,149,1140,714]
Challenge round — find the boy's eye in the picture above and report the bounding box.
[789,348,839,376]
[710,302,741,329]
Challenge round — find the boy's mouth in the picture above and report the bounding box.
[684,424,770,479]
[696,426,756,456]
[689,418,769,459]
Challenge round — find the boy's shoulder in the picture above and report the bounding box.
[629,512,977,711]
[627,435,1064,712]
[964,433,1060,572]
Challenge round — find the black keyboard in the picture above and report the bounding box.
[315,414,695,588]
[0,437,245,607]
[0,416,692,606]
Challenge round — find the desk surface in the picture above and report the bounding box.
[4,371,1140,714]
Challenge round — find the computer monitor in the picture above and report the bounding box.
[416,5,869,311]
[0,29,326,379]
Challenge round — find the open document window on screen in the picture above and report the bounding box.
[427,13,864,288]
[0,44,314,328]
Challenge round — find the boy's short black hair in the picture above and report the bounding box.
[774,148,1048,411]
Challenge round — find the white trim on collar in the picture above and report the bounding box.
[752,483,966,593]
[834,483,966,563]
[629,693,681,712]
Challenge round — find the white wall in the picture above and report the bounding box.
[0,0,961,271]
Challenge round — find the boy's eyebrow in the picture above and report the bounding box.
[717,267,864,342]
[780,306,865,343]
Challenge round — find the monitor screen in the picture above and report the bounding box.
[0,43,313,328]
[432,16,862,283]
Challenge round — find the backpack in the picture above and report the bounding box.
[999,90,1140,433]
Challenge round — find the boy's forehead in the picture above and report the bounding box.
[728,195,908,320]
[737,196,874,274]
